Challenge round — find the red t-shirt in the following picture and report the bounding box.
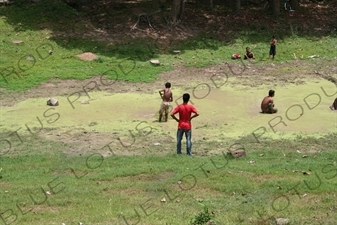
[171,103,198,130]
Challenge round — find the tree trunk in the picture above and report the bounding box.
[272,0,280,15]
[289,0,299,10]
[196,0,209,7]
[170,0,184,24]
[153,0,160,9]
[235,0,241,15]
[181,0,186,18]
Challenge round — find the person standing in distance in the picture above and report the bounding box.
[171,93,199,156]
[269,35,277,60]
[159,82,173,122]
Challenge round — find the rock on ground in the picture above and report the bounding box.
[47,98,59,106]
[76,52,98,61]
[276,218,289,225]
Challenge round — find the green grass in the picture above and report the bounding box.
[0,0,337,92]
[1,27,335,91]
[1,133,337,224]
[1,1,337,224]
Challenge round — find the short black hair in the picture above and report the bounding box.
[165,82,171,88]
[183,93,190,103]
[269,90,275,97]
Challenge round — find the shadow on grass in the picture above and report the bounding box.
[0,0,336,61]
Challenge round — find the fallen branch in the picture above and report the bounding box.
[131,9,161,30]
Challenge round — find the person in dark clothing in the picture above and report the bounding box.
[269,35,277,60]
[244,47,255,60]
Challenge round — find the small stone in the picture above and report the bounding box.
[48,50,53,55]
[81,100,89,104]
[88,122,98,126]
[259,154,264,157]
[47,98,59,106]
[154,142,161,146]
[76,52,98,61]
[150,59,160,65]
[160,198,166,202]
[196,197,203,202]
[26,56,35,61]
[249,160,255,164]
[0,0,9,4]
[276,218,289,225]
[12,40,23,44]
[302,155,308,158]
[46,191,51,195]
[228,149,246,158]
[173,50,181,54]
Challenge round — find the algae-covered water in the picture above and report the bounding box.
[1,78,336,143]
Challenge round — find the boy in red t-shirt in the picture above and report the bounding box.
[171,93,199,155]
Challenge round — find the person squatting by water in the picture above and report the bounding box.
[261,90,278,114]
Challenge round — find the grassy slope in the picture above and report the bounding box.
[0,134,336,224]
[0,0,337,224]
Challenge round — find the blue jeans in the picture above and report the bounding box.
[176,129,192,155]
